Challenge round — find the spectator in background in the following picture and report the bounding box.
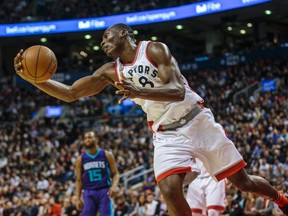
[126,189,138,215]
[47,197,62,216]
[159,194,168,216]
[114,192,129,216]
[243,193,256,216]
[224,193,243,216]
[27,199,39,216]
[252,196,274,216]
[144,192,160,216]
[134,193,146,216]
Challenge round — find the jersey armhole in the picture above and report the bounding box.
[146,41,158,68]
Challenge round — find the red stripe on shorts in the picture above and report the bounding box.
[207,205,225,211]
[191,208,202,214]
[156,167,192,183]
[215,160,247,181]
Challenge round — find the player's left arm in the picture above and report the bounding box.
[115,42,185,103]
[75,156,84,211]
[106,151,119,199]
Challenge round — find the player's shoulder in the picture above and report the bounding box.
[104,150,112,156]
[147,41,171,63]
[75,154,82,165]
[148,41,168,52]
[147,41,170,58]
[104,150,115,160]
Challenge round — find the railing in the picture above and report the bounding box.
[253,78,281,99]
[233,78,281,104]
[123,168,154,189]
[119,165,145,179]
[233,82,260,104]
[119,165,154,189]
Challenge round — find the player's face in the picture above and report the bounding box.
[101,28,123,57]
[83,132,98,149]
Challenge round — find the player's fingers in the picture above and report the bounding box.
[115,89,130,95]
[107,190,112,198]
[14,62,22,69]
[119,79,130,85]
[76,203,83,211]
[14,50,24,64]
[16,69,23,75]
[110,191,117,199]
[115,80,130,85]
[114,81,123,86]
[14,63,23,74]
[118,95,128,104]
[14,57,24,75]
[15,68,23,74]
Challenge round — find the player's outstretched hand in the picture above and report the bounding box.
[115,79,140,104]
[108,186,118,199]
[75,198,84,211]
[13,49,26,80]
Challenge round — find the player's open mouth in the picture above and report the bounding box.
[103,46,109,53]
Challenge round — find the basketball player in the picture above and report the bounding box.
[74,131,119,215]
[14,23,288,216]
[186,158,225,216]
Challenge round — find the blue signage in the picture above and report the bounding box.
[45,106,62,118]
[0,0,271,37]
[261,80,276,92]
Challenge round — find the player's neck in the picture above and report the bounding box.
[86,147,98,155]
[119,43,137,64]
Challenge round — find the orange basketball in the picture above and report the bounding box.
[21,45,57,83]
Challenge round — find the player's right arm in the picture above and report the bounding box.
[14,49,115,102]
[75,155,84,211]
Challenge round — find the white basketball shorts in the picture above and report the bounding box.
[153,108,246,184]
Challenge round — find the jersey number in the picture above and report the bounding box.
[88,170,102,182]
[139,76,154,88]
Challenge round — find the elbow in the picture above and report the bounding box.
[64,87,77,103]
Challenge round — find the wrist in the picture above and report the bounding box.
[111,184,118,189]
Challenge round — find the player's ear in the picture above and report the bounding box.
[120,29,128,38]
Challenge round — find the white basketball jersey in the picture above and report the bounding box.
[114,41,203,132]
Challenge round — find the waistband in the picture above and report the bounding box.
[84,186,110,191]
[157,103,203,131]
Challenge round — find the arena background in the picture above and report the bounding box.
[0,0,287,215]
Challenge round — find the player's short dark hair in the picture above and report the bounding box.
[84,130,96,137]
[110,23,136,43]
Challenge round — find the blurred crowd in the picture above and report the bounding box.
[0,0,201,24]
[0,50,287,216]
